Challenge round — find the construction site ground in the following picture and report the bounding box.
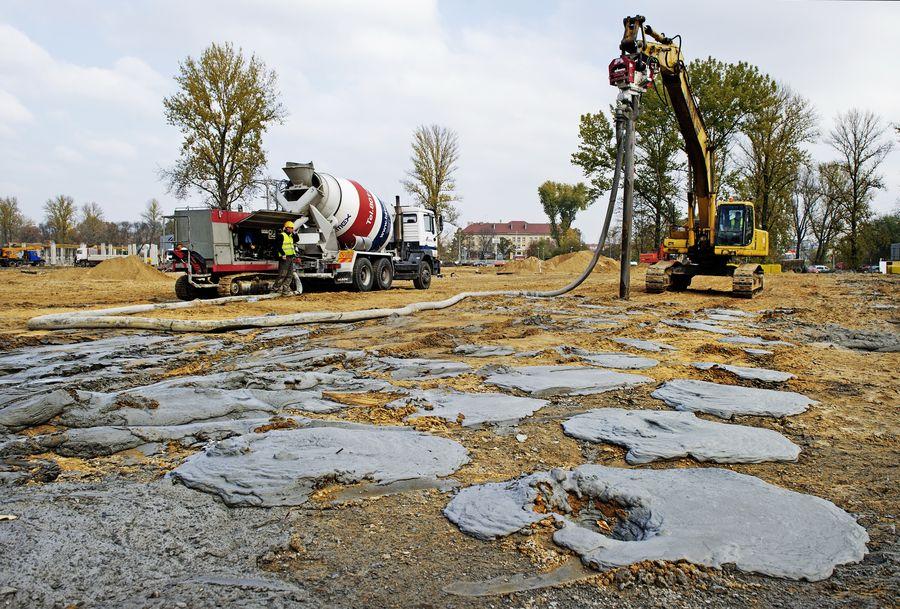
[0,263,897,609]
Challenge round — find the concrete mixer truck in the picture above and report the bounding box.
[168,162,441,300]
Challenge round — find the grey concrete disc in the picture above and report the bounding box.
[389,389,547,427]
[444,465,868,581]
[661,319,735,334]
[611,337,676,352]
[484,365,652,398]
[171,426,469,507]
[561,408,800,464]
[720,335,794,347]
[453,344,516,357]
[651,379,816,419]
[578,352,659,370]
[691,361,795,382]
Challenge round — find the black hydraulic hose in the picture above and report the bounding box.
[526,116,626,298]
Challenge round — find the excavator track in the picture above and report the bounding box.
[732,263,764,298]
[645,260,683,293]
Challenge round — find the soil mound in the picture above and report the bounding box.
[498,257,545,274]
[85,255,173,282]
[545,250,617,274]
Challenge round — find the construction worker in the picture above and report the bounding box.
[273,220,300,294]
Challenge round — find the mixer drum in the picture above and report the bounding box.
[312,173,394,252]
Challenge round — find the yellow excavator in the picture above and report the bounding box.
[611,16,768,297]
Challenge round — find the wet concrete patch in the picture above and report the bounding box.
[0,480,313,608]
[703,308,757,319]
[0,389,75,432]
[661,319,735,334]
[444,465,868,581]
[611,337,676,353]
[652,379,816,419]
[1,416,314,459]
[562,408,800,464]
[388,389,548,427]
[453,344,516,357]
[484,365,651,398]
[720,335,794,347]
[691,362,795,383]
[578,352,659,370]
[801,324,900,353]
[369,357,472,380]
[171,426,469,507]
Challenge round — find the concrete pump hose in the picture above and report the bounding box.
[28,126,627,333]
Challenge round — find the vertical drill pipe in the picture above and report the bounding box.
[619,95,640,299]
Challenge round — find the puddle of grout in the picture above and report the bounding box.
[442,556,598,597]
[330,477,459,503]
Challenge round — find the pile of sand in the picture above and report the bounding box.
[85,255,174,282]
[498,257,545,274]
[545,250,617,274]
[499,250,617,275]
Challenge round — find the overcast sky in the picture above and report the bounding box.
[1,0,898,240]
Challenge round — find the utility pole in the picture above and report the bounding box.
[618,95,640,299]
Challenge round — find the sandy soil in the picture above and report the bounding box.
[0,264,897,608]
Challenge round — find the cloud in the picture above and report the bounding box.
[82,137,138,159]
[0,89,32,135]
[0,23,167,114]
[52,145,84,164]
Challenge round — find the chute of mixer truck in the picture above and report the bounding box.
[168,162,441,300]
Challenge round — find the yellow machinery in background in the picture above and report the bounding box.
[610,16,768,297]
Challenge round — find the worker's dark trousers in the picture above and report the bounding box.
[273,257,294,292]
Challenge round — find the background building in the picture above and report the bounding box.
[459,221,553,260]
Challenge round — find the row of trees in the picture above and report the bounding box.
[0,196,165,246]
[546,56,896,268]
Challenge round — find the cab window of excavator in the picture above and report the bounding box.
[716,205,749,246]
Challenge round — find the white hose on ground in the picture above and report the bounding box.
[29,123,627,333]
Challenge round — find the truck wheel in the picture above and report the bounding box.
[413,260,432,290]
[373,258,393,290]
[174,274,197,301]
[352,258,374,292]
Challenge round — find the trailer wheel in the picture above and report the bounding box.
[352,258,374,292]
[373,258,393,290]
[413,260,432,290]
[174,274,198,301]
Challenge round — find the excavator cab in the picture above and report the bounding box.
[714,203,754,247]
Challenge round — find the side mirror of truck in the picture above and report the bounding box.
[438,215,444,232]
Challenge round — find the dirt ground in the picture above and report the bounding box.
[0,264,897,608]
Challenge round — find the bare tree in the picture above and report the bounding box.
[475,226,497,260]
[809,162,847,264]
[43,195,78,243]
[827,109,894,268]
[78,202,106,245]
[162,42,286,210]
[402,124,461,251]
[141,199,164,245]
[0,197,24,244]
[789,166,817,260]
[739,85,817,254]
